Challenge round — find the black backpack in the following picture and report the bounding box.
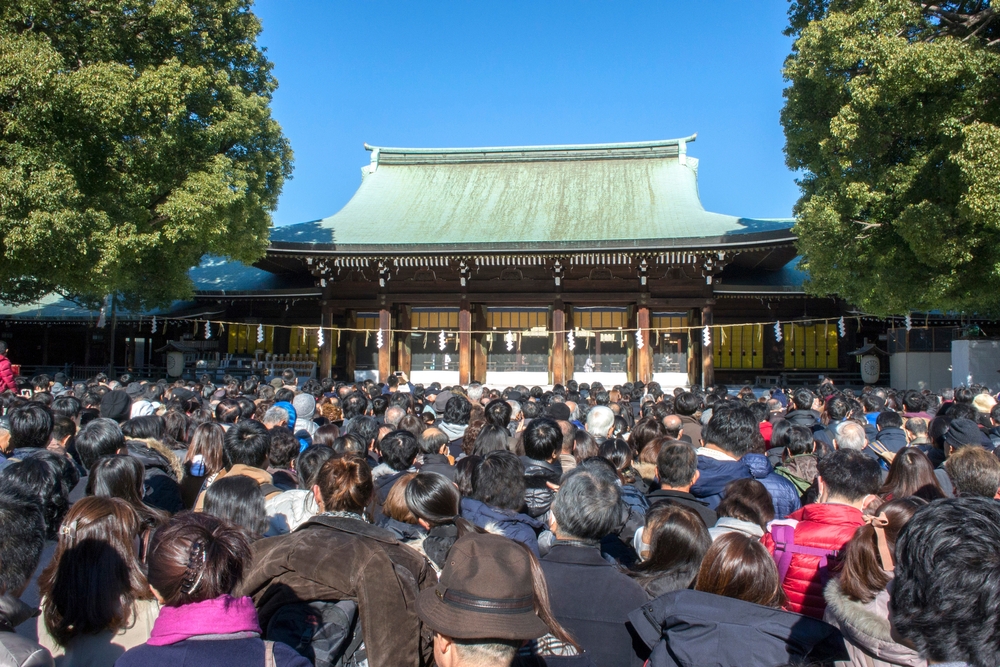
[264,600,366,667]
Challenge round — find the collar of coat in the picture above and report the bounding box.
[301,513,401,544]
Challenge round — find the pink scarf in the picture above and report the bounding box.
[147,595,261,646]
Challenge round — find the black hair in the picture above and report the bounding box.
[267,427,300,469]
[50,396,82,420]
[223,420,271,469]
[891,498,1000,667]
[75,418,125,470]
[0,454,71,540]
[405,471,460,526]
[332,433,366,456]
[274,388,295,403]
[472,450,525,511]
[296,445,338,490]
[215,398,241,424]
[817,449,881,501]
[747,401,768,424]
[236,397,257,421]
[785,425,815,457]
[876,411,903,429]
[552,467,623,543]
[380,430,419,472]
[341,392,368,420]
[454,455,482,498]
[443,395,472,426]
[51,416,76,443]
[9,403,53,449]
[204,475,269,539]
[825,396,848,422]
[484,399,512,430]
[792,387,815,412]
[0,492,45,594]
[471,424,510,457]
[675,392,700,416]
[701,406,760,458]
[344,415,378,447]
[121,415,164,441]
[656,442,699,488]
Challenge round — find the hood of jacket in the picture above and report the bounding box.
[127,437,183,481]
[823,579,926,667]
[786,410,820,427]
[377,516,427,542]
[438,421,467,441]
[264,488,318,536]
[743,452,776,478]
[460,497,543,531]
[690,456,751,506]
[780,454,819,483]
[629,588,846,667]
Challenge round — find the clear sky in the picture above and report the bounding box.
[254,1,800,227]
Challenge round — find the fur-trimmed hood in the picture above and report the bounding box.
[823,579,927,667]
[126,437,183,481]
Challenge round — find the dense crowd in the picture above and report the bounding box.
[0,363,998,667]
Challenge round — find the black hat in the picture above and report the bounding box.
[945,418,989,449]
[100,390,132,423]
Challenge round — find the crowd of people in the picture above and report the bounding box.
[0,369,998,667]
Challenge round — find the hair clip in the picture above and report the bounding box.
[59,520,78,543]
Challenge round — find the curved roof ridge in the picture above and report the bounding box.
[363,133,697,155]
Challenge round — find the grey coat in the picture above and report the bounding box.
[0,595,52,667]
[823,579,926,667]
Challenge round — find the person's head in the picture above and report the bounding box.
[904,417,929,439]
[880,447,945,501]
[675,392,700,417]
[86,454,146,508]
[75,418,125,470]
[0,492,45,597]
[585,405,615,437]
[382,472,418,524]
[416,531,576,667]
[891,497,1000,667]
[817,450,882,506]
[701,406,759,457]
[380,430,419,472]
[876,410,903,431]
[656,441,700,490]
[792,387,815,412]
[39,497,149,645]
[550,468,622,543]
[384,405,406,429]
[312,456,373,514]
[405,472,460,528]
[944,445,1000,498]
[223,419,271,469]
[50,396,81,421]
[332,433,366,457]
[204,475,269,539]
[695,532,785,608]
[8,402,53,450]
[0,454,71,540]
[523,417,561,462]
[146,512,251,606]
[631,503,711,592]
[267,427,299,470]
[214,398,241,424]
[261,405,289,428]
[839,497,926,604]
[121,415,165,441]
[444,395,472,426]
[834,421,868,451]
[716,478,775,530]
[470,423,509,457]
[471,450,525,511]
[483,399,512,430]
[419,427,449,455]
[295,445,338,490]
[784,425,815,457]
[184,422,225,476]
[344,415,379,448]
[572,429,599,463]
[453,455,481,498]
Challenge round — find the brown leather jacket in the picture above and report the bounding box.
[241,514,436,667]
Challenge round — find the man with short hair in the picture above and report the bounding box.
[373,430,419,506]
[689,407,755,509]
[195,420,279,510]
[943,446,1000,498]
[460,450,546,555]
[557,419,577,473]
[416,427,454,480]
[833,421,867,451]
[70,417,126,501]
[520,417,563,518]
[874,411,907,452]
[647,442,717,527]
[762,449,882,618]
[7,404,53,455]
[542,468,647,667]
[261,405,290,429]
[0,492,50,665]
[674,392,702,446]
[585,405,615,444]
[890,497,1000,667]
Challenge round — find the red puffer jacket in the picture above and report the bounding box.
[762,503,865,619]
[0,354,15,393]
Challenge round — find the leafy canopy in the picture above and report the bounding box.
[0,0,293,309]
[782,1,1000,315]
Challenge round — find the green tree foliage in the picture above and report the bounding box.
[0,1,292,309]
[782,1,1000,315]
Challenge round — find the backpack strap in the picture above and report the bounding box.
[771,521,839,584]
[264,640,276,667]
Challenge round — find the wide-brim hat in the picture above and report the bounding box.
[416,532,548,641]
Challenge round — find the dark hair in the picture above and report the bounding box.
[630,503,711,593]
[9,403,53,449]
[444,395,472,425]
[675,392,700,416]
[826,396,848,422]
[341,392,368,420]
[39,497,151,645]
[551,468,622,542]
[817,449,882,501]
[76,418,126,470]
[656,442,699,488]
[204,475,269,539]
[792,387,815,412]
[695,532,785,608]
[0,454,71,540]
[267,427,299,469]
[50,396,82,420]
[214,398,241,424]
[163,411,189,445]
[785,425,815,457]
[312,423,340,448]
[717,478,775,529]
[523,417,561,461]
[332,433,366,456]
[572,429,599,464]
[50,416,76,443]
[314,456,373,513]
[121,415,164,441]
[344,415,378,446]
[484,399,512,430]
[454,455,481,497]
[296,445,337,490]
[418,428,449,455]
[701,406,760,458]
[630,417,667,453]
[891,498,1000,666]
[0,492,45,595]
[944,445,1000,498]
[600,438,635,482]
[471,423,510,457]
[223,420,271,468]
[839,497,926,603]
[472,450,525,511]
[147,512,252,606]
[876,410,903,430]
[184,422,225,477]
[405,472,460,526]
[87,454,165,528]
[879,448,945,501]
[380,430,419,472]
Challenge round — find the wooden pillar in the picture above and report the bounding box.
[551,306,567,386]
[319,303,334,380]
[378,308,391,382]
[459,306,472,386]
[637,307,653,384]
[472,305,488,384]
[345,311,357,382]
[701,304,715,388]
[396,305,412,377]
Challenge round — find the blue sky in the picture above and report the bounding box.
[254,1,800,227]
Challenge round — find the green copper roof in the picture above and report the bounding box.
[269,135,794,251]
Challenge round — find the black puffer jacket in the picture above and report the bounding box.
[521,457,562,518]
[126,438,183,513]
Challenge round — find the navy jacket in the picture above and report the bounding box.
[628,589,847,667]
[743,453,802,520]
[541,543,648,667]
[875,427,908,453]
[115,637,311,667]
[690,456,751,510]
[460,497,545,556]
[646,489,716,528]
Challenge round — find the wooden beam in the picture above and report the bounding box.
[318,303,334,379]
[459,307,472,385]
[472,304,488,383]
[378,308,391,382]
[701,304,715,388]
[637,307,653,384]
[551,307,567,386]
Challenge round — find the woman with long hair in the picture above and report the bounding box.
[179,422,225,509]
[37,497,159,666]
[86,455,168,560]
[629,504,712,598]
[823,497,928,667]
[405,471,462,572]
[879,448,944,501]
[114,513,309,667]
[600,438,649,502]
[203,476,270,540]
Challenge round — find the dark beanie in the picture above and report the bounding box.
[100,390,132,423]
[945,418,989,449]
